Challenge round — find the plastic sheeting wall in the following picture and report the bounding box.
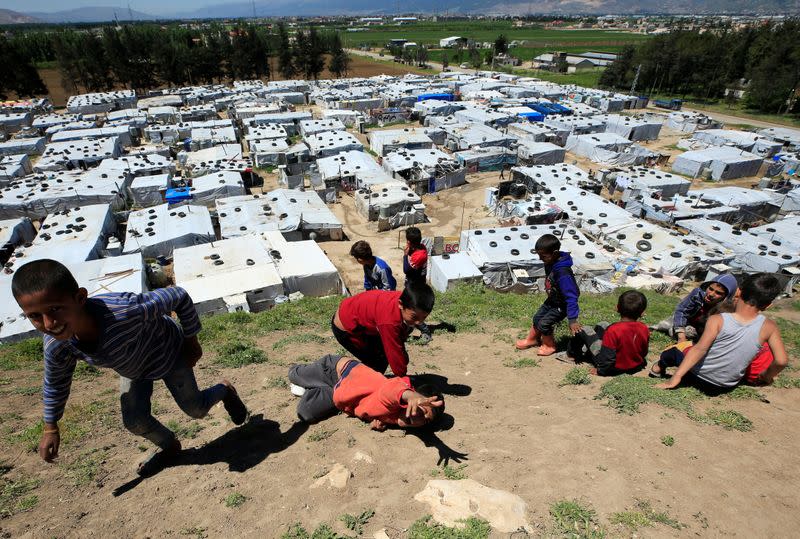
[124,203,214,258]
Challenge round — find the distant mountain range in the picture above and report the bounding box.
[3,0,797,24]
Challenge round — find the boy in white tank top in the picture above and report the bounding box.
[655,273,788,391]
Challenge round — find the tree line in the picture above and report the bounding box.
[0,22,351,99]
[600,20,800,114]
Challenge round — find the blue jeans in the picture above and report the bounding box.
[119,363,228,449]
[533,303,566,335]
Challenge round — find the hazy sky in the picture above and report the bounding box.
[1,0,221,14]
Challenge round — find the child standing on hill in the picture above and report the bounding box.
[11,259,248,476]
[567,290,650,376]
[403,226,432,343]
[654,273,788,391]
[350,240,396,291]
[515,234,582,356]
[288,354,444,430]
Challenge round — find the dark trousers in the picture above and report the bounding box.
[567,323,607,362]
[658,348,733,396]
[288,354,343,423]
[331,317,389,374]
[533,303,566,335]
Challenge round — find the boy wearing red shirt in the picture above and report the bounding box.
[567,290,650,376]
[331,283,435,377]
[288,354,444,429]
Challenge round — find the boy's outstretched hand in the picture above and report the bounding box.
[370,419,388,431]
[569,321,583,336]
[655,377,681,390]
[39,425,60,462]
[406,394,444,419]
[182,336,203,368]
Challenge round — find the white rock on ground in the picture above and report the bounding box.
[352,451,374,464]
[413,479,531,533]
[310,463,352,489]
[373,529,391,539]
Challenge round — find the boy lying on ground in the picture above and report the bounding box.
[288,354,444,430]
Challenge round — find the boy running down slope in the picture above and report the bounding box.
[515,234,582,356]
[11,259,248,475]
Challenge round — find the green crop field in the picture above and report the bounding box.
[340,20,650,49]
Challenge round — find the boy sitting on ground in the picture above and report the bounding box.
[651,274,738,343]
[288,354,444,430]
[515,234,582,356]
[331,283,435,377]
[654,273,788,392]
[11,259,248,476]
[350,240,396,291]
[567,290,650,376]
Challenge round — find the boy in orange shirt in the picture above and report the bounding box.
[288,354,444,430]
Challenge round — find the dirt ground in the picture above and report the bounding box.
[2,320,800,538]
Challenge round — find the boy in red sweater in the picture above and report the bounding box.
[331,283,435,377]
[288,354,444,429]
[567,290,650,376]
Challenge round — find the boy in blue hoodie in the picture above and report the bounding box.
[350,240,397,291]
[651,274,738,343]
[516,234,581,356]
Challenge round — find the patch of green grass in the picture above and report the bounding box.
[280,523,344,539]
[705,409,753,432]
[272,333,329,351]
[11,385,39,396]
[213,339,268,368]
[265,376,289,389]
[165,420,205,439]
[8,400,107,451]
[503,357,540,369]
[661,435,675,447]
[773,374,800,388]
[339,508,374,535]
[0,377,11,385]
[724,386,767,401]
[423,362,439,371]
[180,527,208,539]
[612,500,683,530]
[0,338,43,370]
[307,428,337,442]
[63,448,108,487]
[408,515,491,539]
[0,475,41,517]
[73,362,102,379]
[442,464,468,480]
[550,499,605,539]
[560,366,592,386]
[596,375,705,415]
[224,492,247,508]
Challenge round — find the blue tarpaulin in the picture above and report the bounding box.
[417,93,455,102]
[166,187,192,204]
[518,111,545,122]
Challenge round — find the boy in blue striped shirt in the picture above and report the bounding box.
[11,259,249,476]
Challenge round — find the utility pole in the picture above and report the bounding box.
[251,0,256,19]
[630,63,641,94]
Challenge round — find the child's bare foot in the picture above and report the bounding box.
[536,344,557,356]
[515,337,540,350]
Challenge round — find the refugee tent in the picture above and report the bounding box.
[0,137,46,157]
[123,203,214,258]
[0,217,36,263]
[130,174,171,207]
[354,181,423,222]
[427,253,484,292]
[604,114,662,141]
[672,146,763,180]
[258,231,344,297]
[517,141,565,165]
[368,128,434,157]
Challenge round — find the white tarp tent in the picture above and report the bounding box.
[123,203,214,258]
[672,146,763,180]
[258,231,343,297]
[130,174,171,207]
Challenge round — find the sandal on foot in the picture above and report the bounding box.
[223,382,249,425]
[137,440,181,477]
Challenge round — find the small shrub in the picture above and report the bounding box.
[307,428,337,442]
[661,435,675,447]
[596,376,703,415]
[224,492,247,508]
[214,340,267,368]
[408,515,491,539]
[705,409,753,432]
[11,386,39,396]
[550,499,605,539]
[560,366,592,386]
[280,523,344,539]
[265,377,289,389]
[773,374,800,388]
[339,508,374,534]
[8,401,106,451]
[442,464,468,480]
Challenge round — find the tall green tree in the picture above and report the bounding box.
[494,34,508,55]
[307,28,325,80]
[327,33,350,78]
[277,23,296,80]
[0,36,47,99]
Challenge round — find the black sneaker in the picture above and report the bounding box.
[223,382,249,425]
